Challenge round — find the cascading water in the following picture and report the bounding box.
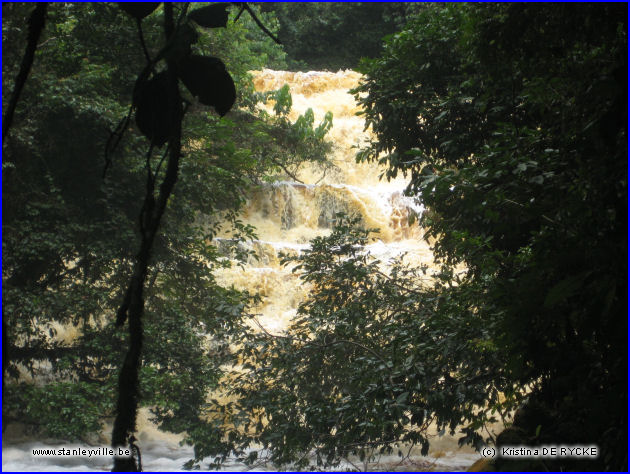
[214,69,434,335]
[2,70,483,471]
[211,70,484,471]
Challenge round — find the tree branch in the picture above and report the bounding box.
[3,2,47,383]
[135,18,152,64]
[2,2,48,144]
[243,4,281,45]
[269,156,304,184]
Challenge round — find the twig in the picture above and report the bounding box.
[243,4,281,44]
[136,18,151,64]
[342,455,362,472]
[103,104,133,178]
[37,35,57,48]
[503,198,556,224]
[270,156,304,184]
[233,3,246,22]
[313,166,328,185]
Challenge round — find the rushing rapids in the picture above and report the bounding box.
[2,70,483,471]
[215,69,434,334]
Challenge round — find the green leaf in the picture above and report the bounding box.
[396,391,409,404]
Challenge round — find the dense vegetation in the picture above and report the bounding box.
[258,2,412,72]
[3,2,626,472]
[2,1,331,467]
[204,3,626,471]
[354,5,626,469]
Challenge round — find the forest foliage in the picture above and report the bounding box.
[2,2,627,472]
[2,1,331,456]
[257,2,413,72]
[202,3,626,471]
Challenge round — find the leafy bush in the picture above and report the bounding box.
[2,2,332,455]
[354,3,626,470]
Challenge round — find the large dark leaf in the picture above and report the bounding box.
[177,55,236,116]
[134,72,181,146]
[118,3,161,20]
[159,23,199,63]
[188,4,229,28]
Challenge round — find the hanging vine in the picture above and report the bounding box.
[110,2,279,470]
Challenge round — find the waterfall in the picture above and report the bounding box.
[215,69,433,335]
[2,70,482,471]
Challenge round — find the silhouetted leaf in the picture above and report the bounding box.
[159,23,199,63]
[133,72,180,146]
[188,4,229,28]
[177,55,236,116]
[421,439,429,456]
[118,3,161,21]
